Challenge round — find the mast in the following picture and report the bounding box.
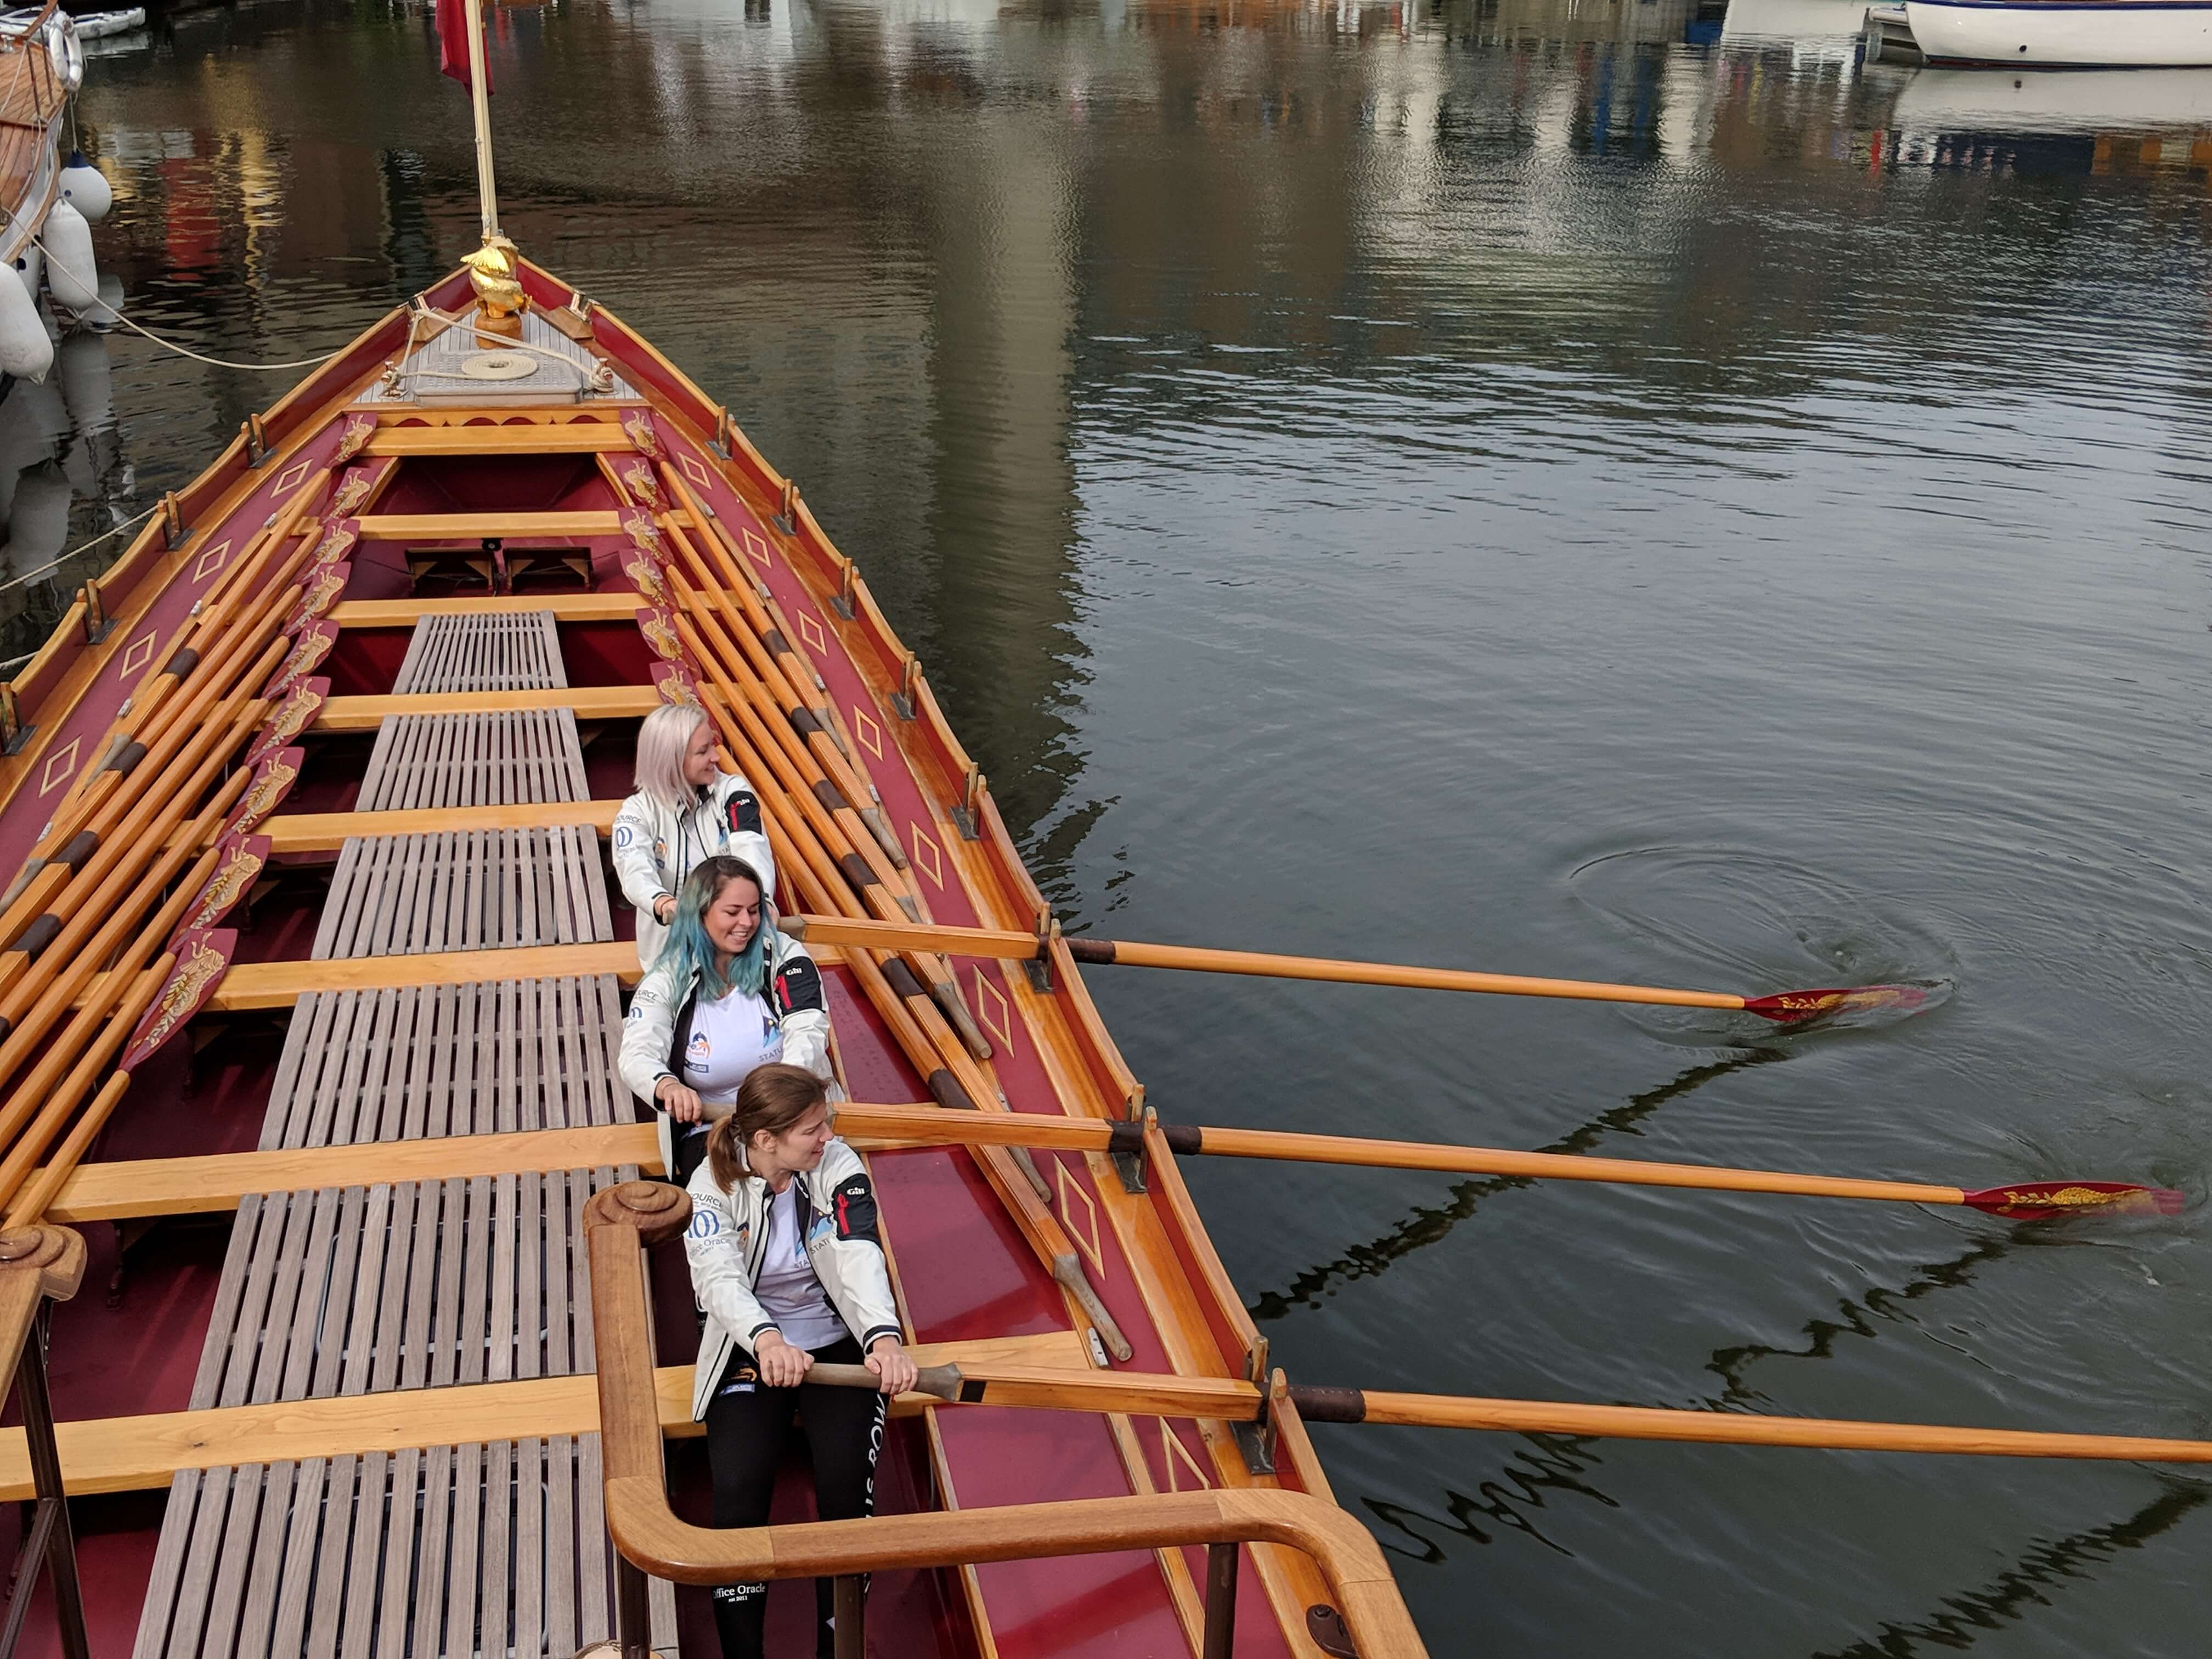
[462,0,500,240]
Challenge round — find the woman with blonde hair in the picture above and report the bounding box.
[683,1062,913,1659]
[619,854,831,1184]
[613,702,776,969]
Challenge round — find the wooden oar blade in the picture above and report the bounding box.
[1961,1181,2186,1221]
[1742,982,1936,1024]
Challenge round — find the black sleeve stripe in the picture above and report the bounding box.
[832,1174,879,1245]
[772,957,826,1018]
[727,791,764,836]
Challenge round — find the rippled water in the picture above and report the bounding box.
[36,0,2212,1651]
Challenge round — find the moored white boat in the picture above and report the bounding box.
[1906,0,2212,66]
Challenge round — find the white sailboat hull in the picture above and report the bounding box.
[1906,0,2212,66]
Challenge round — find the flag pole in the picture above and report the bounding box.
[462,0,500,240]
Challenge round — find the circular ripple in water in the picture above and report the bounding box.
[1565,845,1957,1041]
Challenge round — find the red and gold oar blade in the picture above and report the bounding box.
[1962,1181,2186,1221]
[1742,984,1933,1024]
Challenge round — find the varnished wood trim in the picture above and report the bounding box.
[362,426,637,457]
[352,511,692,539]
[314,686,658,729]
[78,940,641,1011]
[255,799,623,852]
[0,1330,1089,1500]
[331,594,640,627]
[42,1124,663,1221]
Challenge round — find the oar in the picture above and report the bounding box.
[777,915,1929,1025]
[833,1102,2183,1221]
[799,1359,2212,1464]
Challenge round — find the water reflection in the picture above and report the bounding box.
[1814,1484,2211,1658]
[1249,1046,1788,1321]
[0,318,128,664]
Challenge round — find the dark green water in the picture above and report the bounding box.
[33,0,2212,1651]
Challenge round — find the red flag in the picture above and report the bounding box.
[437,0,491,92]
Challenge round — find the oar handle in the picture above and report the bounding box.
[802,1359,964,1402]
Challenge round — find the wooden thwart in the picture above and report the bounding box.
[43,1122,661,1222]
[320,686,658,732]
[252,799,621,854]
[332,593,638,627]
[361,425,637,456]
[2,1333,1090,1499]
[353,511,692,539]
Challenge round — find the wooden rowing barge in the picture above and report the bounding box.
[0,246,1427,1659]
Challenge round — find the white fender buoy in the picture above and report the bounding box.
[93,273,123,328]
[58,153,110,223]
[0,265,54,384]
[57,329,111,435]
[42,201,99,319]
[13,244,39,304]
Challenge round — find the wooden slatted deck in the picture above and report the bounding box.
[132,612,675,1659]
[392,611,569,695]
[312,830,612,960]
[358,710,592,812]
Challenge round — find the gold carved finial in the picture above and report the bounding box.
[462,234,528,336]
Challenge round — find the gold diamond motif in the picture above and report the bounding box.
[191,539,232,583]
[1056,1161,1105,1277]
[851,707,882,760]
[37,738,80,797]
[679,452,712,490]
[1160,1421,1211,1493]
[741,527,773,568]
[795,610,826,655]
[118,629,158,679]
[908,821,942,888]
[972,968,1012,1050]
[272,459,312,495]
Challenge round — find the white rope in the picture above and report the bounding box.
[0,500,155,595]
[25,227,341,370]
[402,301,614,391]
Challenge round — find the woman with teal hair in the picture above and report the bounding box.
[618,854,834,1185]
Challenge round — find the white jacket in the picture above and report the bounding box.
[611,769,777,970]
[618,929,833,1111]
[682,1138,903,1419]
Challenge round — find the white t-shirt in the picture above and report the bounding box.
[755,1181,849,1352]
[681,985,784,1104]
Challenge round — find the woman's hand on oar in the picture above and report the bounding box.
[831,1102,2183,1222]
[777,914,1936,1027]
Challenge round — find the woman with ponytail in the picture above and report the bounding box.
[682,1062,915,1659]
[619,854,833,1185]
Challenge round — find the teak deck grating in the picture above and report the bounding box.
[358,712,591,813]
[312,830,612,961]
[391,612,569,696]
[133,613,675,1659]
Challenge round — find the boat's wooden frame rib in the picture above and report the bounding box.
[0,257,1407,1659]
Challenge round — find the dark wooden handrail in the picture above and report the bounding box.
[582,1180,1429,1658]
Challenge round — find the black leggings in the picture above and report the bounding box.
[703,1334,887,1659]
